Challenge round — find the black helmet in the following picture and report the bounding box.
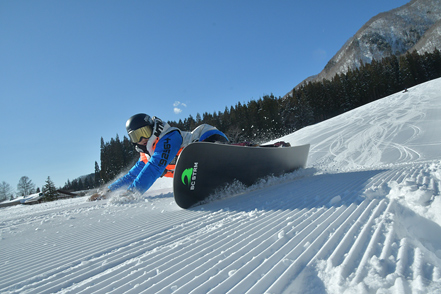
[126,113,154,143]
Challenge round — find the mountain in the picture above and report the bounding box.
[1,78,441,293]
[289,0,441,94]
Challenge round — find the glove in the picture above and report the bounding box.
[88,188,111,201]
[120,190,136,200]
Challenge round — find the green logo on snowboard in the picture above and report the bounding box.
[181,168,193,186]
[181,162,198,190]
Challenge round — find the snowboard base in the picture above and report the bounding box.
[173,142,310,208]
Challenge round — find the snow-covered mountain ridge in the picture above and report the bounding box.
[1,78,441,293]
[291,0,441,91]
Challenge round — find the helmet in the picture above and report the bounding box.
[126,113,154,143]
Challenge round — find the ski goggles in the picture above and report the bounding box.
[128,126,153,143]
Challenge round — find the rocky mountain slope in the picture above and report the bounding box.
[290,0,441,93]
[411,18,441,53]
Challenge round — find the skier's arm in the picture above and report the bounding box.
[128,131,183,194]
[108,160,146,191]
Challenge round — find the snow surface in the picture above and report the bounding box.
[1,78,441,293]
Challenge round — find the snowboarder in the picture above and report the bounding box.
[89,113,228,201]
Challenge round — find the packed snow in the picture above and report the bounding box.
[1,78,441,293]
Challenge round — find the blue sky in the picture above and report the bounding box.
[1,0,409,192]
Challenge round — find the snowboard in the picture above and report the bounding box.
[173,142,310,208]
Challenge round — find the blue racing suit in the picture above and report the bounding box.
[108,121,228,195]
[108,131,182,194]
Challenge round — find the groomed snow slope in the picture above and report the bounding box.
[1,78,441,294]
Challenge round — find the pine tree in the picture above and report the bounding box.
[399,53,414,88]
[94,161,101,188]
[113,134,125,173]
[296,91,314,129]
[100,137,109,183]
[195,113,202,125]
[84,177,91,190]
[42,176,58,202]
[63,179,72,190]
[122,136,138,168]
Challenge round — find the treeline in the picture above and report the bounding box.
[63,172,97,191]
[63,135,138,190]
[98,135,138,183]
[169,49,441,142]
[63,49,441,191]
[282,49,441,128]
[169,94,286,143]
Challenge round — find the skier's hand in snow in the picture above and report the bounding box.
[119,190,136,200]
[88,188,111,201]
